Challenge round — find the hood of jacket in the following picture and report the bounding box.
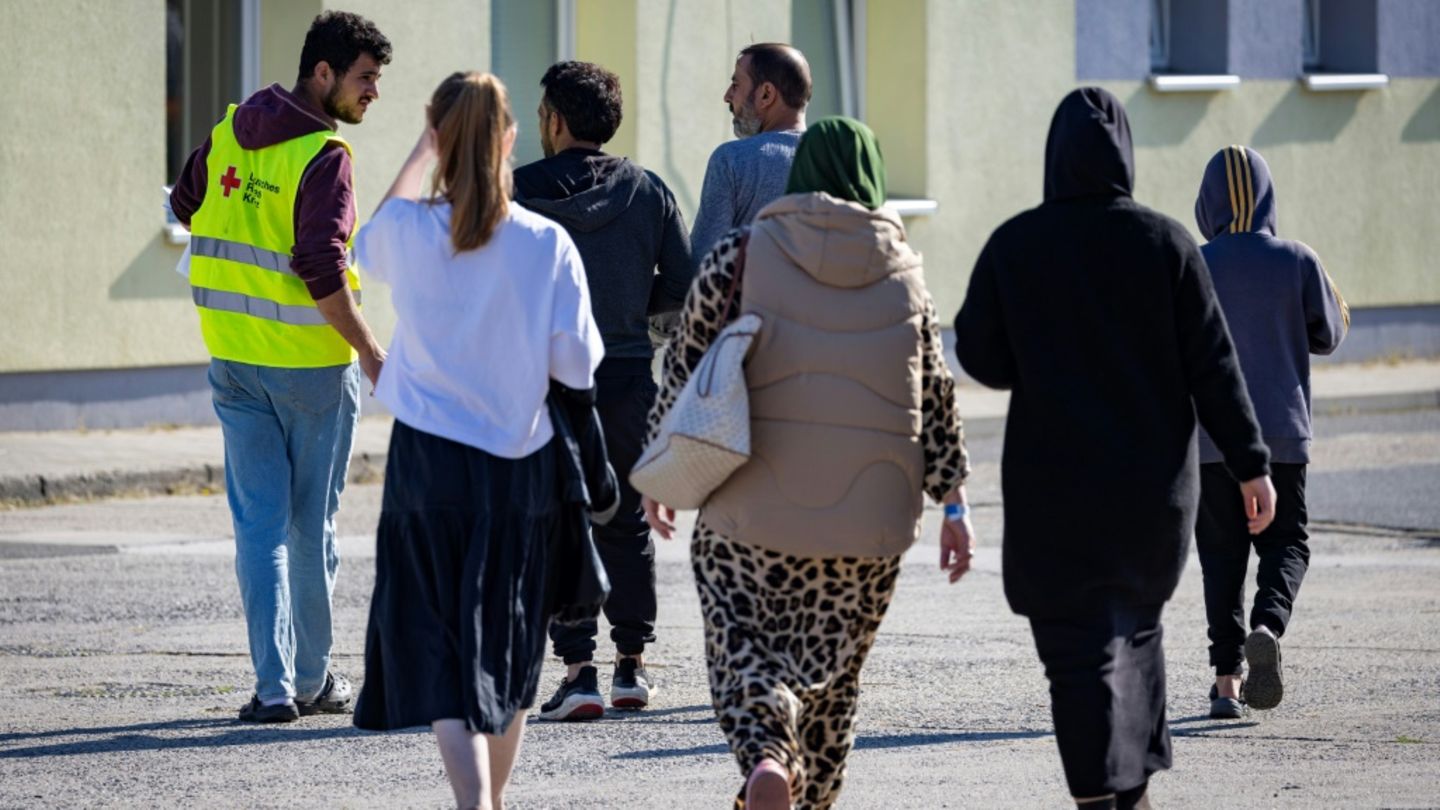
[753,192,920,289]
[231,84,338,150]
[1043,87,1135,202]
[514,151,648,234]
[1195,144,1278,240]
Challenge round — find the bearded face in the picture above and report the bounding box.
[730,88,763,138]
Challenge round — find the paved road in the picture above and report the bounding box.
[2,411,1438,808]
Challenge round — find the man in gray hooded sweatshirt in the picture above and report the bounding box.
[514,61,693,721]
[1193,145,1348,719]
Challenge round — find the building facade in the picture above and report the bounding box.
[1,0,1436,429]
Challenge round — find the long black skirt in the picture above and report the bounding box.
[1029,600,1172,797]
[354,419,558,735]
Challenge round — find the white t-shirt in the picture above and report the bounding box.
[356,198,604,459]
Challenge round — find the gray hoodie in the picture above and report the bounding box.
[514,148,693,361]
[1195,145,1349,464]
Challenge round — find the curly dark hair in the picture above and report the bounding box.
[540,61,623,145]
[296,11,392,83]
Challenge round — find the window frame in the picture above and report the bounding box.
[556,0,577,62]
[1302,0,1322,70]
[833,0,866,121]
[490,0,576,167]
[164,0,260,243]
[1149,0,1170,72]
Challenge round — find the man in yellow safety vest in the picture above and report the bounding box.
[169,10,390,724]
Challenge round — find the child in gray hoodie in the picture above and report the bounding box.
[1193,145,1349,719]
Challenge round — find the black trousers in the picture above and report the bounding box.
[550,359,659,664]
[1195,462,1310,676]
[1030,601,1172,799]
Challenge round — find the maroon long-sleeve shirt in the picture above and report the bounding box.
[171,84,356,300]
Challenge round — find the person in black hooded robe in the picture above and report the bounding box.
[954,88,1278,809]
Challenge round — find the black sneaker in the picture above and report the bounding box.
[611,658,654,710]
[238,695,299,723]
[538,666,604,721]
[1244,628,1284,710]
[296,671,354,716]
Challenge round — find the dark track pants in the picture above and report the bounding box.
[1196,462,1310,676]
[1030,601,1172,799]
[550,359,658,664]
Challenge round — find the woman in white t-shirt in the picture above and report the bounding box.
[350,71,603,810]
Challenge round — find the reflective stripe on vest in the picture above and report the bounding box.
[189,104,360,368]
[191,235,356,278]
[190,235,294,275]
[192,286,363,326]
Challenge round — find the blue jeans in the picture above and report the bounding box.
[209,359,360,703]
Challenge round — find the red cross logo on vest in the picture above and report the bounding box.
[220,166,242,197]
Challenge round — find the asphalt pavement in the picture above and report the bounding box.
[2,409,1438,808]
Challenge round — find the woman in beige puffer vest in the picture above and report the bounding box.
[642,118,975,810]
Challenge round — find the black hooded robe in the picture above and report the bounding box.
[954,88,1270,620]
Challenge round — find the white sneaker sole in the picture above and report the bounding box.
[610,684,652,710]
[538,692,604,721]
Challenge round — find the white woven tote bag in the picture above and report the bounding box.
[629,312,763,509]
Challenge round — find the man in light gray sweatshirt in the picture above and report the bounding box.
[1193,145,1349,719]
[688,43,812,265]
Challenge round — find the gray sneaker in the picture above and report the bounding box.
[1208,684,1244,719]
[296,671,354,716]
[1243,628,1284,710]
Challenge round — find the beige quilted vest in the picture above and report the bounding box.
[702,193,929,558]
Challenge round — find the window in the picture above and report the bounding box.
[165,0,259,182]
[1302,0,1321,69]
[1303,0,1389,75]
[1149,0,1170,71]
[790,0,865,122]
[1154,0,1231,76]
[491,0,577,167]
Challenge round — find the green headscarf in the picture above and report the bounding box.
[784,116,887,210]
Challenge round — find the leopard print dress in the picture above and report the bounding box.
[648,229,971,809]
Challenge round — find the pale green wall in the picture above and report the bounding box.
[318,0,489,346]
[1118,79,1440,309]
[260,0,320,88]
[917,0,1440,319]
[0,0,487,373]
[866,0,927,197]
[631,0,790,220]
[2,0,1435,376]
[917,0,1079,320]
[577,0,639,159]
[0,0,190,374]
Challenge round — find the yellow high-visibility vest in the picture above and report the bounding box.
[189,104,361,367]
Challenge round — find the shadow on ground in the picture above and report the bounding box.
[612,728,1055,760]
[1169,714,1261,735]
[614,714,1276,761]
[587,703,717,725]
[0,717,425,759]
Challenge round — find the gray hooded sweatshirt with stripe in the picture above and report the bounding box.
[1194,145,1349,465]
